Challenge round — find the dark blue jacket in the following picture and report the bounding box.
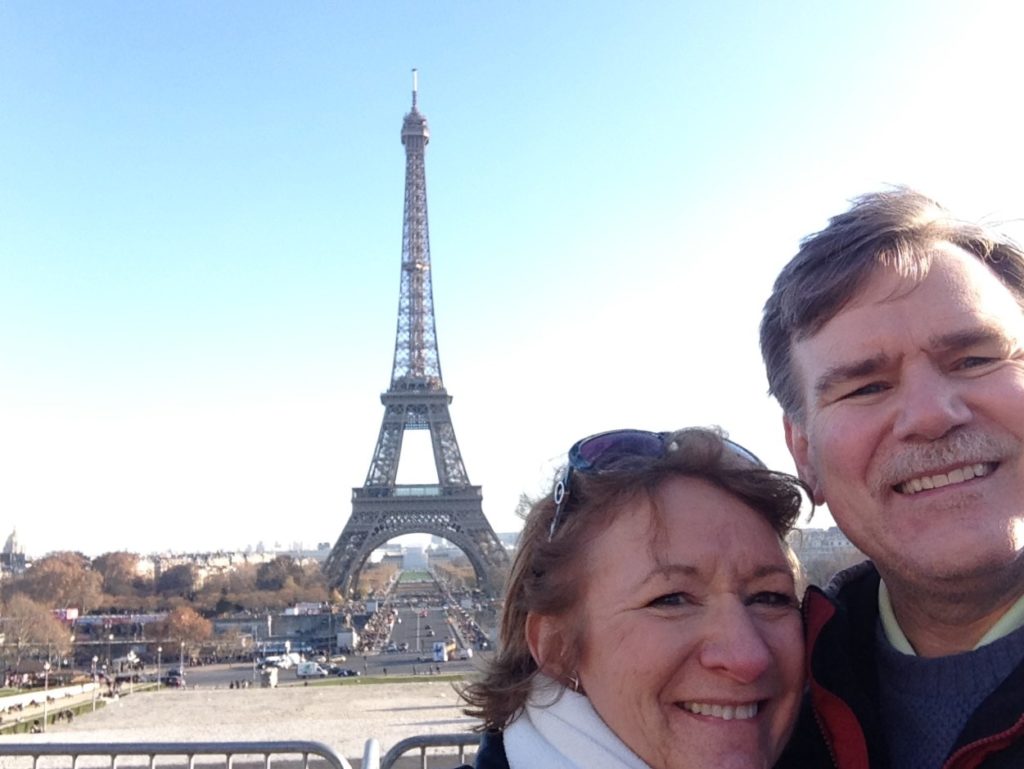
[777,562,1024,769]
[453,731,509,769]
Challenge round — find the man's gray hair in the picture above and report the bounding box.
[760,187,1024,420]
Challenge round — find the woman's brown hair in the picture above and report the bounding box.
[460,426,808,731]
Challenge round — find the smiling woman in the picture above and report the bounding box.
[456,427,810,769]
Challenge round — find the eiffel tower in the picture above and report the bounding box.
[324,72,509,598]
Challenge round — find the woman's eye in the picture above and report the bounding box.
[749,591,798,609]
[648,592,694,608]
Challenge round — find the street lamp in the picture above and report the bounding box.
[107,633,114,670]
[157,646,162,687]
[42,661,50,732]
[91,656,99,711]
[179,641,184,673]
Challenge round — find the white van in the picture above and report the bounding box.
[295,661,328,678]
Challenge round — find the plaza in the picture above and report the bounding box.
[0,678,481,767]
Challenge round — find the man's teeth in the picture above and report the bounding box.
[681,702,758,720]
[898,463,992,495]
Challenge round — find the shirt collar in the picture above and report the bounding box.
[878,579,1024,655]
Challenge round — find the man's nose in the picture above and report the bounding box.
[893,365,972,441]
[698,601,774,684]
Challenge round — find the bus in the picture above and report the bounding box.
[432,639,457,662]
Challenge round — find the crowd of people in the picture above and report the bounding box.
[445,605,489,651]
[353,605,398,653]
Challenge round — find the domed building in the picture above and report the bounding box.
[0,527,27,577]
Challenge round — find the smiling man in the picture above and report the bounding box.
[761,188,1024,769]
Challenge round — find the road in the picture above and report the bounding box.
[151,571,490,688]
[372,572,489,671]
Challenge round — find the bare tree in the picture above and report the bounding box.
[93,551,147,599]
[8,552,103,612]
[0,594,72,668]
[152,606,213,646]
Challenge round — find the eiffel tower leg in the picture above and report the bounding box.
[428,403,470,486]
[324,488,509,598]
[363,407,407,487]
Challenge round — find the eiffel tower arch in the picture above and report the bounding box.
[324,72,509,598]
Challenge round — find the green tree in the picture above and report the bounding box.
[156,564,196,599]
[255,556,304,591]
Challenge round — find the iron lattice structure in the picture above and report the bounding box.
[324,75,509,597]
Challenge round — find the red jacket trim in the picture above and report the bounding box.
[944,713,1024,769]
[805,589,872,769]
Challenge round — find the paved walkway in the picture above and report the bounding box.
[0,680,482,764]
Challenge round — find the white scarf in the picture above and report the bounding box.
[503,676,652,769]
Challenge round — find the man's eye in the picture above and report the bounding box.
[841,382,889,399]
[957,356,997,370]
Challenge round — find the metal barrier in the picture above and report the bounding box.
[0,740,354,769]
[378,733,478,769]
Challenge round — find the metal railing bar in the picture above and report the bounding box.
[0,741,351,769]
[379,733,479,769]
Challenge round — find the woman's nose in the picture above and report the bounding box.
[698,602,774,684]
[893,364,972,442]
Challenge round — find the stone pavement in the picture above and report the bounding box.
[0,680,482,766]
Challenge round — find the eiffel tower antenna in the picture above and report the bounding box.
[324,74,509,597]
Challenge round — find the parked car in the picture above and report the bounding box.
[335,668,361,677]
[257,654,295,670]
[161,670,186,688]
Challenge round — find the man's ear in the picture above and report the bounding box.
[784,415,825,505]
[525,612,564,676]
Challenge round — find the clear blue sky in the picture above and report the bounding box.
[2,1,1022,556]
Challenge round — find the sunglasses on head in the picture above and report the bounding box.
[547,428,765,541]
